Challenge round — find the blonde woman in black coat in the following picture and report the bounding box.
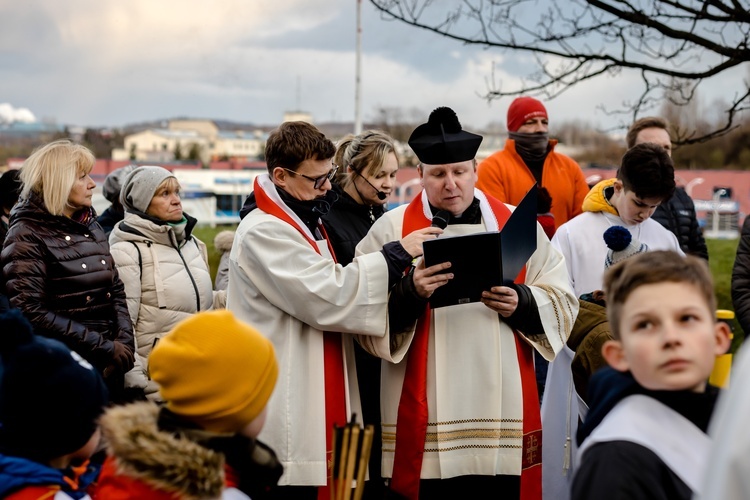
[1,140,135,401]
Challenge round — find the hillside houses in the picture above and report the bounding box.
[113,119,267,164]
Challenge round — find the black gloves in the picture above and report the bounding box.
[110,340,135,374]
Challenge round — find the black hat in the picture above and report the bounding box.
[408,107,483,164]
[0,310,109,462]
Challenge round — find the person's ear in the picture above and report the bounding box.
[613,179,624,194]
[713,321,732,357]
[602,339,629,372]
[272,167,288,187]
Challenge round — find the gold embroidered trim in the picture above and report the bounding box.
[536,283,571,345]
[382,428,523,444]
[382,443,523,453]
[381,417,521,428]
[426,428,523,442]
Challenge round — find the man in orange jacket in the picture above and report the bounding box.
[477,96,589,236]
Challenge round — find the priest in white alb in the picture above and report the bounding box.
[356,107,578,500]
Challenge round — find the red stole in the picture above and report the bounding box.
[253,177,347,500]
[390,192,542,500]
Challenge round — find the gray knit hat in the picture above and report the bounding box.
[102,164,137,203]
[120,166,176,214]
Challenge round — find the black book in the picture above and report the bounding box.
[422,186,538,309]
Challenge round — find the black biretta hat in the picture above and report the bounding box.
[408,107,483,164]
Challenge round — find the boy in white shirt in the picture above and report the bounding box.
[552,142,683,297]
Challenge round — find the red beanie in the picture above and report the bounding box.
[507,97,548,132]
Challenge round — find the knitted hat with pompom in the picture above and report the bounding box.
[604,225,649,269]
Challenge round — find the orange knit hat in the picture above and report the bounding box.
[150,310,278,433]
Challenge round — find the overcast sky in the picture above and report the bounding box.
[0,0,742,133]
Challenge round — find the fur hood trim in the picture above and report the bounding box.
[99,402,226,499]
[213,230,236,253]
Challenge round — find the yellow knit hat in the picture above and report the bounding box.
[149,310,278,433]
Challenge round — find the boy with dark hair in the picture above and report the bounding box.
[0,309,109,499]
[542,142,683,499]
[551,142,680,297]
[572,250,731,499]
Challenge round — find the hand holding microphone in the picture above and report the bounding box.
[399,210,451,258]
[408,210,454,297]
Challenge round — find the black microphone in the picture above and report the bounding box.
[431,210,451,229]
[355,170,387,200]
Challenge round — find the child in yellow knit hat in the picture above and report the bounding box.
[92,310,282,499]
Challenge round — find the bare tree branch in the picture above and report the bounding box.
[369,0,750,144]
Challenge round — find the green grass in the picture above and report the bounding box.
[194,225,744,350]
[192,224,238,283]
[707,238,744,352]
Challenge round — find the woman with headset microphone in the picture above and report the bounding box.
[322,129,399,500]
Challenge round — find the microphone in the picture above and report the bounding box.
[354,170,388,200]
[431,210,451,229]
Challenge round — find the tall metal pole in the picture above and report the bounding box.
[354,0,363,134]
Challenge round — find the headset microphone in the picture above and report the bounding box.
[354,170,388,200]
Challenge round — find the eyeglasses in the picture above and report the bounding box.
[282,165,338,189]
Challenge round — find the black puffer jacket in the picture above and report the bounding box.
[322,183,385,265]
[732,215,750,339]
[651,187,708,260]
[1,192,134,371]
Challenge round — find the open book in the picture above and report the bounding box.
[422,186,538,308]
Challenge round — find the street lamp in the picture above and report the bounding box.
[712,188,728,236]
[685,177,705,198]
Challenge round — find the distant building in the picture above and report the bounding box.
[213,130,267,160]
[116,128,206,163]
[283,111,313,124]
[112,119,266,164]
[168,119,219,137]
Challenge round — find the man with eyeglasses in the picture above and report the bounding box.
[227,120,441,500]
[356,107,577,499]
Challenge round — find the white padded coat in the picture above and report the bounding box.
[109,212,224,398]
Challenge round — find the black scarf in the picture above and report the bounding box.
[276,187,339,235]
[510,131,551,183]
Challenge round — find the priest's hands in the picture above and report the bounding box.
[481,286,519,317]
[412,258,452,298]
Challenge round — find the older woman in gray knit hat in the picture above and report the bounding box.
[108,166,226,400]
